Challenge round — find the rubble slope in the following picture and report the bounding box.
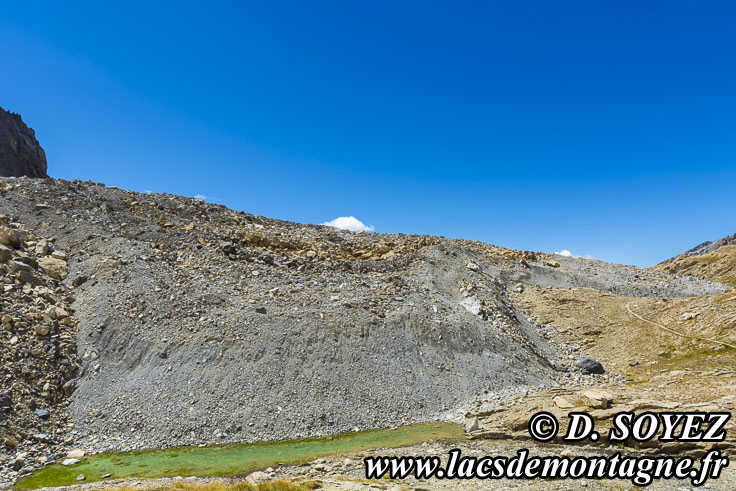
[0,176,728,455]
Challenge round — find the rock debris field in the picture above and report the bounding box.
[0,176,729,486]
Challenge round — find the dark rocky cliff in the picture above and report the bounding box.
[0,107,48,178]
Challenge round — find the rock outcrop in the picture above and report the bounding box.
[0,107,48,178]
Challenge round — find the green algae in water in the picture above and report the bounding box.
[16,422,464,489]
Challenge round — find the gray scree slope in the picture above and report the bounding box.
[0,177,727,452]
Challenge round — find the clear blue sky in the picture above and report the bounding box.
[2,1,734,266]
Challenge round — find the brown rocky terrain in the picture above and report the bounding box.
[0,109,47,179]
[0,204,79,482]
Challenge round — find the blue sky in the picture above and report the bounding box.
[1,1,734,266]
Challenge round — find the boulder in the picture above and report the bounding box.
[580,390,613,409]
[577,357,605,375]
[51,250,67,260]
[54,307,70,319]
[0,244,12,262]
[34,324,50,337]
[38,256,68,280]
[11,458,24,471]
[9,260,31,272]
[245,471,270,485]
[464,417,480,432]
[34,240,51,255]
[0,227,21,248]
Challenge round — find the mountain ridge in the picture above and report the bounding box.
[658,232,736,265]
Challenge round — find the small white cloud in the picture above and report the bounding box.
[193,194,224,204]
[321,216,374,232]
[554,249,596,260]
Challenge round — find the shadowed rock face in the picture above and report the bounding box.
[0,107,48,178]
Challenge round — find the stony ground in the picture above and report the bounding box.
[1,176,733,489]
[0,193,80,484]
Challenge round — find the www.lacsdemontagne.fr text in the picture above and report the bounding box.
[364,448,729,486]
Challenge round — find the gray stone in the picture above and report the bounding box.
[577,357,605,375]
[0,393,11,408]
[245,471,269,485]
[460,296,482,316]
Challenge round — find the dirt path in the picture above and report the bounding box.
[625,301,736,349]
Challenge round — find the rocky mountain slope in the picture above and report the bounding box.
[0,108,48,178]
[655,243,736,287]
[0,176,732,487]
[659,231,736,263]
